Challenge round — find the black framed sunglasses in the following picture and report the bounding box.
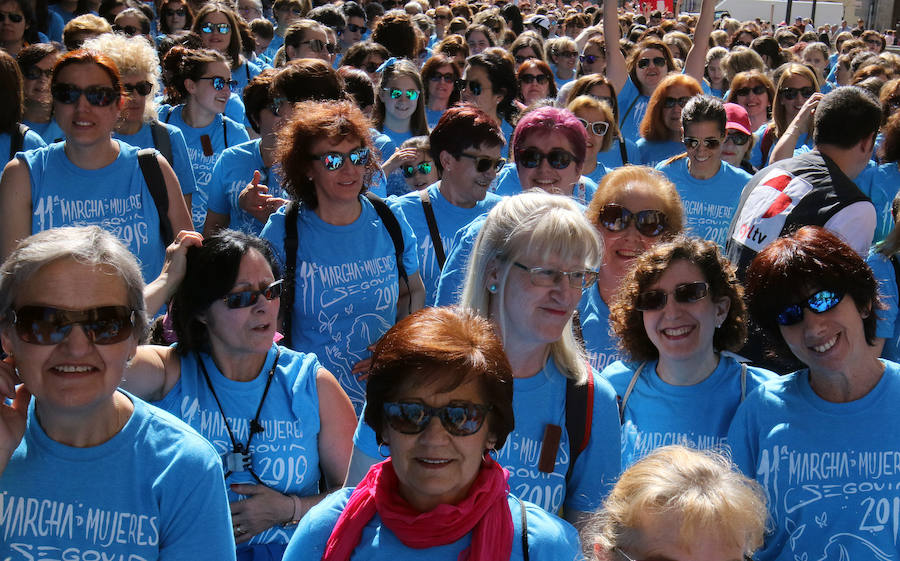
[113,24,141,36]
[298,39,337,54]
[684,136,722,150]
[401,161,433,178]
[459,152,505,173]
[429,72,455,83]
[10,305,135,345]
[197,76,238,90]
[779,86,815,100]
[346,23,366,33]
[312,146,370,170]
[23,65,53,80]
[51,83,120,107]
[598,204,667,237]
[514,54,535,65]
[735,84,767,97]
[636,281,709,311]
[200,22,231,34]
[578,118,609,136]
[520,73,549,85]
[663,96,690,109]
[636,56,667,69]
[384,401,492,436]
[222,279,284,309]
[513,261,598,289]
[163,7,186,16]
[725,132,750,145]
[123,81,153,96]
[455,79,483,96]
[0,10,24,23]
[516,147,575,170]
[775,289,844,326]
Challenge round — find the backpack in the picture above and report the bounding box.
[564,372,594,482]
[9,123,29,160]
[136,148,175,246]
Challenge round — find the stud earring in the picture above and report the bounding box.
[488,284,498,293]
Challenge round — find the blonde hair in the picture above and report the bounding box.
[83,33,161,122]
[772,62,819,137]
[459,192,602,383]
[567,95,616,152]
[586,165,685,236]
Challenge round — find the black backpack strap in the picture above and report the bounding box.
[223,119,229,148]
[419,189,446,270]
[10,123,28,160]
[517,496,529,561]
[162,105,173,123]
[564,368,594,482]
[150,121,174,166]
[364,191,408,284]
[137,148,174,246]
[890,254,900,290]
[281,201,300,349]
[617,136,629,165]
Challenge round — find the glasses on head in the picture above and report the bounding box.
[23,65,53,80]
[735,84,767,97]
[683,136,722,150]
[429,72,456,83]
[10,305,135,345]
[636,281,709,311]
[123,80,153,96]
[297,39,337,54]
[200,21,231,34]
[775,289,844,326]
[268,96,288,116]
[163,7,186,16]
[458,152,506,173]
[383,401,492,436]
[516,147,575,169]
[402,161,433,178]
[51,83,120,107]
[598,203,667,237]
[222,279,284,309]
[0,10,24,23]
[513,261,598,289]
[312,146,370,171]
[196,76,238,90]
[112,24,141,36]
[663,96,690,109]
[725,132,750,145]
[520,73,549,85]
[455,79,483,96]
[382,87,420,101]
[580,54,600,64]
[636,56,667,69]
[578,118,609,136]
[779,86,815,100]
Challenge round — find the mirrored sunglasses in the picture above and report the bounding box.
[683,136,722,150]
[598,203,667,237]
[402,161,433,178]
[636,281,709,311]
[200,22,231,34]
[775,289,844,326]
[222,279,284,309]
[516,147,575,170]
[383,87,420,101]
[197,76,238,90]
[10,305,135,345]
[51,83,120,107]
[313,147,370,170]
[384,401,492,436]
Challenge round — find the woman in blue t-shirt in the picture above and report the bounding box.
[0,50,45,166]
[192,3,262,95]
[635,74,702,166]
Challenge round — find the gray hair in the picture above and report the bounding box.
[0,227,148,337]
[83,32,161,123]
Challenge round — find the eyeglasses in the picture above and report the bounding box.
[520,73,549,85]
[312,146,370,170]
[455,79,483,96]
[598,204,667,237]
[580,54,600,64]
[297,39,337,54]
[123,81,153,96]
[222,279,284,309]
[636,281,709,311]
[402,161,433,177]
[513,261,598,289]
[735,84,767,97]
[383,401,492,436]
[578,118,609,136]
[0,10,24,23]
[663,96,690,108]
[516,147,575,169]
[683,136,722,150]
[22,65,53,80]
[382,87,420,101]
[725,132,750,145]
[458,153,506,173]
[775,289,844,326]
[51,83,120,107]
[10,305,135,345]
[163,7,186,16]
[197,76,238,90]
[429,72,455,83]
[779,86,815,100]
[200,22,231,34]
[268,96,288,116]
[112,24,141,36]
[636,56,667,69]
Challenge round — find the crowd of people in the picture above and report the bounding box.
[0,0,899,559]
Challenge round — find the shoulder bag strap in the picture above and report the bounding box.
[150,121,174,167]
[618,362,645,424]
[137,148,174,246]
[419,189,446,269]
[518,496,529,561]
[281,201,300,349]
[740,362,747,402]
[10,123,28,160]
[364,191,408,284]
[617,135,629,165]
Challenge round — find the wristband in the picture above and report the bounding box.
[283,494,302,527]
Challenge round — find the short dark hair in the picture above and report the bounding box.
[0,51,23,134]
[173,230,281,354]
[307,4,346,30]
[681,94,727,136]
[467,47,519,123]
[341,1,366,22]
[243,68,277,133]
[364,306,515,449]
[336,66,375,111]
[813,86,882,148]
[429,104,504,174]
[271,58,343,103]
[371,10,418,59]
[745,226,879,361]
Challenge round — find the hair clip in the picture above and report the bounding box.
[376,57,397,73]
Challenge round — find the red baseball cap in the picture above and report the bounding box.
[724,102,752,136]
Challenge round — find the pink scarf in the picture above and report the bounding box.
[322,457,513,561]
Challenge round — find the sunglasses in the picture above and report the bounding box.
[520,73,549,85]
[345,23,365,34]
[598,204,667,237]
[578,118,609,136]
[725,132,750,145]
[10,305,135,345]
[663,96,690,109]
[402,161,433,178]
[779,86,815,100]
[580,54,601,64]
[200,22,231,34]
[459,152,506,173]
[222,279,284,309]
[298,39,337,54]
[557,50,578,58]
[163,7,186,16]
[515,55,534,65]
[683,136,722,150]
[113,24,141,36]
[429,72,456,83]
[735,84,767,97]
[268,96,287,116]
[513,261,598,289]
[51,83,120,107]
[0,10,24,23]
[637,56,667,69]
[197,76,238,90]
[123,81,153,96]
[455,79,483,96]
[636,281,709,311]
[23,65,53,80]
[383,87,420,101]
[775,289,844,326]
[384,401,492,436]
[516,147,575,169]
[312,146,370,170]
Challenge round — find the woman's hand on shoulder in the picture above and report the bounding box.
[144,230,204,314]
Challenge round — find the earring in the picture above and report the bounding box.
[378,443,391,458]
[488,284,498,293]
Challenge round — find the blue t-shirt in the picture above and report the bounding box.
[260,197,419,415]
[23,118,65,144]
[425,107,444,129]
[263,34,285,62]
[379,127,414,153]
[21,141,168,281]
[577,286,622,372]
[749,125,814,170]
[114,121,198,197]
[656,156,751,248]
[493,163,597,207]
[603,355,775,467]
[584,161,609,186]
[855,162,900,244]
[635,138,684,166]
[372,128,397,164]
[0,392,236,560]
[389,183,502,306]
[868,250,900,362]
[283,487,583,561]
[597,137,640,170]
[616,77,650,144]
[225,93,248,126]
[434,213,487,306]
[2,128,45,164]
[207,138,285,235]
[728,360,900,561]
[160,105,250,228]
[153,345,322,548]
[232,59,263,95]
[355,358,621,514]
